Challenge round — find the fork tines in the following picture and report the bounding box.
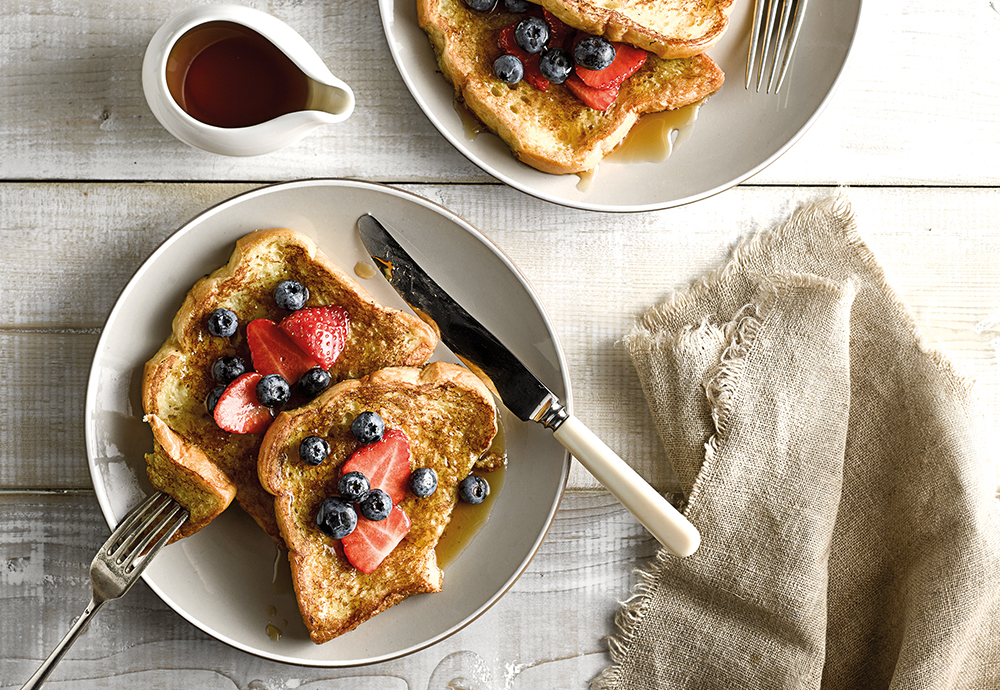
[745,0,808,93]
[106,491,187,574]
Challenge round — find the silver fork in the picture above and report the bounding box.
[745,0,808,93]
[20,491,188,690]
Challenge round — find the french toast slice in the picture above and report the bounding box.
[536,0,737,60]
[258,363,498,643]
[142,228,437,542]
[418,0,724,175]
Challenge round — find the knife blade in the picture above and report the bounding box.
[357,214,700,557]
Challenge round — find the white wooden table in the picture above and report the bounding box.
[2,0,999,687]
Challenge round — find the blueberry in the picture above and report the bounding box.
[274,279,309,311]
[494,54,524,85]
[338,471,371,503]
[514,16,549,54]
[463,0,497,10]
[298,367,331,398]
[212,356,246,385]
[206,385,226,414]
[574,35,615,71]
[359,489,392,521]
[299,435,330,465]
[256,373,290,408]
[539,47,573,83]
[409,468,438,498]
[504,0,529,11]
[351,411,385,445]
[207,308,239,338]
[458,475,490,504]
[316,496,357,539]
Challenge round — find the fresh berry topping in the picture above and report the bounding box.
[409,467,438,498]
[499,24,549,91]
[504,0,529,11]
[206,385,226,414]
[464,0,497,10]
[341,428,411,504]
[575,35,615,71]
[574,40,646,90]
[459,475,490,504]
[207,308,239,338]
[542,9,574,48]
[494,54,524,85]
[351,411,385,445]
[341,505,411,574]
[274,279,309,311]
[212,372,272,434]
[565,75,619,111]
[515,16,549,54]
[247,318,319,384]
[255,373,290,408]
[359,489,393,522]
[297,366,332,399]
[299,435,331,466]
[338,471,371,503]
[316,496,357,540]
[212,356,246,385]
[539,47,573,84]
[279,306,349,370]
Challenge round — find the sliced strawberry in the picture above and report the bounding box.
[498,24,549,91]
[212,372,272,434]
[574,41,646,90]
[279,306,350,370]
[341,429,411,504]
[542,10,573,49]
[342,505,411,574]
[565,74,619,111]
[246,318,319,383]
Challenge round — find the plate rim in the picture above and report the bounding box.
[84,177,572,666]
[378,0,865,212]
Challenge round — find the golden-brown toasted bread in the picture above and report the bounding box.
[418,0,724,174]
[142,228,437,543]
[536,0,737,60]
[258,363,498,643]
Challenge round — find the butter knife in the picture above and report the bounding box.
[357,214,700,557]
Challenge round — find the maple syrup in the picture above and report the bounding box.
[166,21,309,128]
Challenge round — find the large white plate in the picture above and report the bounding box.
[379,0,863,211]
[85,179,571,666]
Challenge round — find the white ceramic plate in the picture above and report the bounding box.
[379,0,862,211]
[85,179,571,666]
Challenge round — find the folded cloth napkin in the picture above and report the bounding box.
[594,196,1000,690]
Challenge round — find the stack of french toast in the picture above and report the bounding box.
[418,0,735,173]
[142,228,501,643]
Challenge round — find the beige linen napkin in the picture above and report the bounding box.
[594,196,1000,689]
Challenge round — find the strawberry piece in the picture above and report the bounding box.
[279,306,350,370]
[498,24,549,91]
[341,429,412,504]
[212,372,272,434]
[341,505,411,574]
[542,10,574,49]
[565,74,619,111]
[247,318,318,383]
[574,41,646,90]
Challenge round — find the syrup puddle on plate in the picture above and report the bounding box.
[576,100,703,191]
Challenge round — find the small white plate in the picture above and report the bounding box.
[85,179,571,666]
[379,0,863,211]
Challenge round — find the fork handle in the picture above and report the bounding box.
[20,598,104,690]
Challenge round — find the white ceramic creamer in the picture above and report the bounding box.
[142,5,355,156]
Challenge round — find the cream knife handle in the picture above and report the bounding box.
[552,414,700,557]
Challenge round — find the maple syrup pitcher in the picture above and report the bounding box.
[143,5,355,156]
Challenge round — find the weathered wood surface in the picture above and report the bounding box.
[0,0,997,185]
